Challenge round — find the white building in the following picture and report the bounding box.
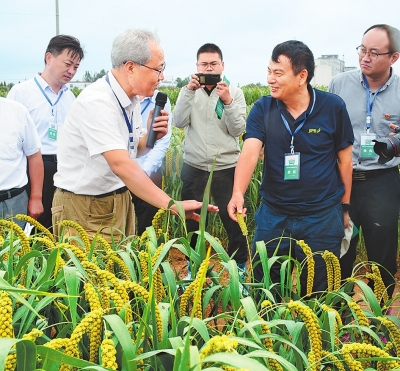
[311,55,348,86]
[159,76,176,88]
[68,81,92,90]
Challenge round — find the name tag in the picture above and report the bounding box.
[48,121,57,140]
[360,133,377,158]
[284,152,300,180]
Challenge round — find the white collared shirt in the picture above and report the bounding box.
[54,71,143,195]
[134,90,172,176]
[7,73,75,155]
[0,98,41,190]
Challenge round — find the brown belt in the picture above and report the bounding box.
[352,167,398,181]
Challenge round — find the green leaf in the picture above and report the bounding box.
[63,266,80,328]
[179,317,210,342]
[37,345,101,368]
[201,352,270,370]
[16,339,37,371]
[14,250,42,278]
[103,314,136,371]
[227,260,241,311]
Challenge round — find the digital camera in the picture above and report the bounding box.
[196,73,221,85]
[373,127,400,164]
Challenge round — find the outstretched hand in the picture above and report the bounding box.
[170,200,219,222]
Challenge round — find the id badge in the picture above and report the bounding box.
[48,121,57,140]
[284,152,300,180]
[360,133,377,158]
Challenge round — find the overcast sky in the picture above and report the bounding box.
[1,0,400,86]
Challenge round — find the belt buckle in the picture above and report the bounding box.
[353,171,366,181]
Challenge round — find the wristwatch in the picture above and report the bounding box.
[342,202,351,212]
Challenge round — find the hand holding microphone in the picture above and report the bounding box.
[146,92,168,148]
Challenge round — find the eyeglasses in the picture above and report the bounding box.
[196,61,221,68]
[356,46,392,60]
[125,61,166,77]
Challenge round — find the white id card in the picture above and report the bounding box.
[284,152,300,180]
[360,133,377,158]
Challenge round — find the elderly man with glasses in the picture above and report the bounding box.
[52,29,218,243]
[329,24,400,300]
[173,43,248,279]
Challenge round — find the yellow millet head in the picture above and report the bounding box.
[236,212,248,236]
[16,214,55,242]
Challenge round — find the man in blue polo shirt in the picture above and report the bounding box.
[228,40,354,297]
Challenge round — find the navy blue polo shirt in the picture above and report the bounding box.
[245,86,354,215]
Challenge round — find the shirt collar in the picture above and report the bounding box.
[359,67,395,92]
[276,84,314,120]
[36,73,69,94]
[107,71,139,109]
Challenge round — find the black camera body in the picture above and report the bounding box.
[196,73,221,85]
[373,127,400,164]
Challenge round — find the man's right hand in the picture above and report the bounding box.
[187,74,201,91]
[227,192,247,222]
[171,200,219,222]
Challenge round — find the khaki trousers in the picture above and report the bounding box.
[52,188,135,244]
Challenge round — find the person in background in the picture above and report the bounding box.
[173,43,248,278]
[7,35,85,230]
[329,24,400,299]
[0,98,44,228]
[228,40,354,298]
[52,29,218,243]
[132,90,172,235]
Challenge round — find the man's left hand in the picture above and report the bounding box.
[216,81,232,105]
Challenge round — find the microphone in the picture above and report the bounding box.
[146,92,168,149]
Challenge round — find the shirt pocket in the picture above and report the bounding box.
[0,133,20,161]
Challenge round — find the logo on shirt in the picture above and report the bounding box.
[308,128,321,134]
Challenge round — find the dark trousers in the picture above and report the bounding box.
[26,155,56,231]
[38,157,57,230]
[253,201,344,297]
[131,168,162,236]
[180,163,247,264]
[341,167,400,297]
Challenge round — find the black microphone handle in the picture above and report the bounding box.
[146,104,165,149]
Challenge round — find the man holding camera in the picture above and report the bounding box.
[173,43,248,275]
[329,24,400,298]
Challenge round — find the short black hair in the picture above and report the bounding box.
[271,40,315,83]
[197,43,223,61]
[44,35,85,64]
[364,24,400,53]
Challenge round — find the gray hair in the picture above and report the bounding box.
[111,29,160,68]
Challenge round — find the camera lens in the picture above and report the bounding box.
[373,134,400,164]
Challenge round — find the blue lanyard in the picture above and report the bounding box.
[105,74,134,150]
[363,75,384,131]
[140,98,151,115]
[34,77,64,115]
[277,88,316,154]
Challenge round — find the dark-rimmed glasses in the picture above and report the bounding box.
[356,46,392,60]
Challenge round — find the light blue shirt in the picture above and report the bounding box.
[134,90,172,176]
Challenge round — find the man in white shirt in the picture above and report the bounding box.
[52,29,218,243]
[7,35,84,230]
[0,98,44,228]
[132,90,172,235]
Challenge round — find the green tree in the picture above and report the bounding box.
[82,71,93,82]
[175,77,190,88]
